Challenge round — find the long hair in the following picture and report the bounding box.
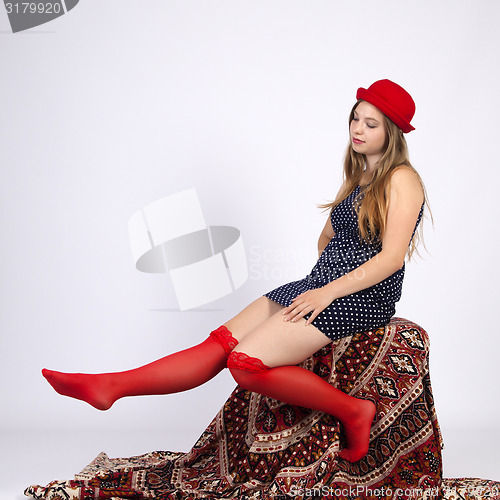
[320,100,430,259]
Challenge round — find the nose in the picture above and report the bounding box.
[352,120,363,135]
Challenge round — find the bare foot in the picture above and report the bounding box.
[42,369,115,411]
[338,398,376,462]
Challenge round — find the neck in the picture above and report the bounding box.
[363,152,384,180]
[360,156,380,185]
[364,154,381,172]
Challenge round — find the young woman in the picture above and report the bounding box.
[42,79,426,464]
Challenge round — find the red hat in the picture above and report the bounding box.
[356,79,415,133]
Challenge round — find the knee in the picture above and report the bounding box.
[227,351,270,389]
[209,325,239,355]
[228,366,253,390]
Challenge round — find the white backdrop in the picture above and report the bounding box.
[1,0,499,493]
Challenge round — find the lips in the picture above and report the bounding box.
[352,138,365,145]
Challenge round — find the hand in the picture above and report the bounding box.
[282,287,335,325]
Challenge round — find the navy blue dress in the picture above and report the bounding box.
[265,185,423,341]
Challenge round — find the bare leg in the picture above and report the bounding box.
[224,296,284,341]
[42,297,281,410]
[227,311,376,463]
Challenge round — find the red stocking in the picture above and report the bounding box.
[227,351,376,463]
[42,326,238,410]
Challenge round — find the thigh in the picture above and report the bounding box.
[224,296,284,343]
[233,311,332,368]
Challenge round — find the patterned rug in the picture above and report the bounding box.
[25,318,500,499]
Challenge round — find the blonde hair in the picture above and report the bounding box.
[321,100,430,259]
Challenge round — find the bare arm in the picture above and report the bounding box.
[323,167,423,297]
[284,167,424,324]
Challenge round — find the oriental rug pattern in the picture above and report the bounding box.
[25,318,500,499]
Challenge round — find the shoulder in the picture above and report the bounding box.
[386,165,424,206]
[390,165,420,185]
[388,165,423,195]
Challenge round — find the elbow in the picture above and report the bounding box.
[380,251,406,274]
[392,255,406,273]
[394,258,406,273]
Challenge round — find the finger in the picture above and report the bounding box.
[283,300,301,313]
[283,305,303,321]
[290,305,314,323]
[305,309,320,325]
[283,298,306,319]
[283,303,298,317]
[283,297,301,314]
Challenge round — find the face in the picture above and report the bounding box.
[349,101,388,164]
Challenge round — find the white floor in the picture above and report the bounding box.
[2,427,499,500]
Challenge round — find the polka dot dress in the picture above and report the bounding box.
[265,185,423,341]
